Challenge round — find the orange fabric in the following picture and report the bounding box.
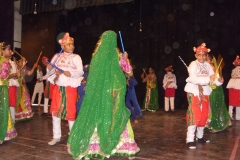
[50,85,77,121]
[8,86,18,107]
[49,84,55,99]
[186,93,209,127]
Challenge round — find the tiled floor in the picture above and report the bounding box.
[0,106,239,160]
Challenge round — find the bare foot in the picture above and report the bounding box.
[133,120,139,124]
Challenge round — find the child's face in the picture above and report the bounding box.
[195,52,207,63]
[2,46,12,58]
[17,60,23,67]
[63,43,75,53]
[149,68,154,74]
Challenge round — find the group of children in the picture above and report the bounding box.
[139,42,236,150]
[1,32,240,160]
[0,41,57,144]
[140,65,177,114]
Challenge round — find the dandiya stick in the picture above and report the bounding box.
[36,51,42,64]
[178,56,188,68]
[118,31,125,54]
[20,61,28,71]
[13,50,23,58]
[53,48,63,65]
[142,68,147,75]
[215,58,223,75]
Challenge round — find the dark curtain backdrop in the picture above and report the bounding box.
[21,0,240,109]
[0,1,14,46]
[21,12,57,100]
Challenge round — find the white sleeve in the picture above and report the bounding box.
[163,75,167,89]
[69,55,84,78]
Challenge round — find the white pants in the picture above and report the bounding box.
[43,98,49,113]
[31,82,44,105]
[186,125,204,143]
[52,115,74,139]
[229,106,240,120]
[10,106,15,123]
[164,97,174,111]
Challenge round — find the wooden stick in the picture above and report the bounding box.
[142,68,147,76]
[36,51,42,64]
[215,58,223,75]
[13,50,23,58]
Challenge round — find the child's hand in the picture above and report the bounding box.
[198,85,203,93]
[218,77,224,83]
[210,74,216,83]
[123,52,128,59]
[165,81,173,88]
[16,71,21,78]
[63,71,71,77]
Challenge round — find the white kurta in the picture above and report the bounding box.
[226,66,240,89]
[162,72,177,89]
[184,60,214,96]
[34,70,44,93]
[8,60,19,87]
[47,52,84,88]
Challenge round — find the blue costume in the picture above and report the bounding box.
[76,65,88,115]
[126,77,142,121]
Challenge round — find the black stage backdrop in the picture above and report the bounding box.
[18,0,240,108]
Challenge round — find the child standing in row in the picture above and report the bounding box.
[141,67,159,112]
[226,56,240,120]
[163,65,177,113]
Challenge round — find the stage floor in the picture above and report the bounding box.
[0,106,239,160]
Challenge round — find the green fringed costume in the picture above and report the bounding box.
[205,55,231,133]
[67,31,140,159]
[206,85,231,133]
[0,56,17,143]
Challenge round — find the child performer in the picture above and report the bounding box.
[15,57,36,121]
[0,42,17,144]
[125,73,142,123]
[76,65,88,115]
[205,54,231,133]
[8,50,20,123]
[141,67,159,112]
[46,32,84,145]
[40,57,54,116]
[184,43,214,149]
[67,30,140,159]
[31,65,44,106]
[163,65,177,113]
[226,55,240,120]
